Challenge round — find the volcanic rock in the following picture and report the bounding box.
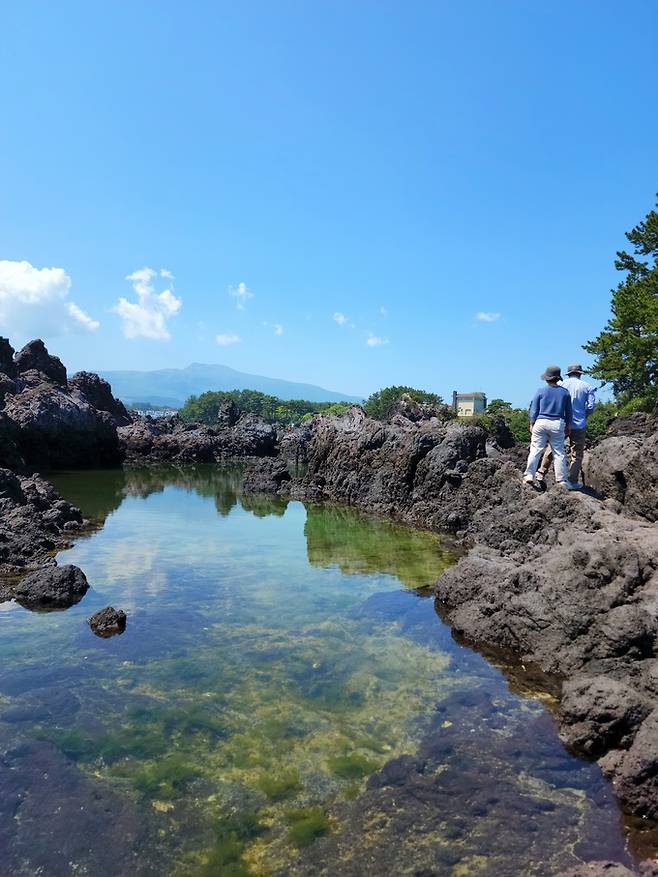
[15,339,67,387]
[587,418,658,521]
[0,469,84,579]
[13,564,89,609]
[88,606,127,637]
[216,398,240,427]
[0,336,17,379]
[560,676,652,757]
[0,340,130,468]
[68,371,130,423]
[119,411,278,463]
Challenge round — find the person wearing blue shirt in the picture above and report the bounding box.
[536,363,596,486]
[523,364,580,490]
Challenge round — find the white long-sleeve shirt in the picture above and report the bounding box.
[559,377,596,430]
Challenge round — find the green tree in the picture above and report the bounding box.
[363,386,446,420]
[507,408,530,443]
[486,398,513,415]
[584,194,658,411]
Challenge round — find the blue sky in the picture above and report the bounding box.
[1,0,657,405]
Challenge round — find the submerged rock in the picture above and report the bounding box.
[13,564,89,609]
[0,731,164,875]
[88,606,127,637]
[555,864,637,877]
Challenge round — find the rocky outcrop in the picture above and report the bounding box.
[0,468,84,581]
[14,339,67,386]
[0,338,130,468]
[12,564,89,609]
[280,406,489,528]
[118,412,277,463]
[587,418,658,522]
[88,606,127,637]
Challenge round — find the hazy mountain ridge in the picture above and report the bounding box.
[98,362,362,408]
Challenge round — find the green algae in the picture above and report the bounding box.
[187,812,266,877]
[285,807,331,848]
[256,770,302,802]
[328,753,380,780]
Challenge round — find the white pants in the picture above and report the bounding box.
[524,418,569,483]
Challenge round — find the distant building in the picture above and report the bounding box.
[452,391,487,417]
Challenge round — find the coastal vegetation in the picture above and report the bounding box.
[179,389,352,425]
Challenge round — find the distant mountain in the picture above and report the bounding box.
[98,362,363,408]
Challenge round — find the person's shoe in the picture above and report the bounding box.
[522,474,535,485]
[557,480,582,491]
[535,471,545,483]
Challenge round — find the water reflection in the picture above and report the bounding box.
[0,466,638,876]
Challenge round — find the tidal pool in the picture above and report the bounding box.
[0,466,638,875]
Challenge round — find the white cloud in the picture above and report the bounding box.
[229,282,253,310]
[333,311,348,325]
[273,323,284,336]
[476,311,501,322]
[216,333,241,346]
[0,259,100,336]
[66,302,100,331]
[113,267,181,340]
[380,306,388,317]
[366,332,389,347]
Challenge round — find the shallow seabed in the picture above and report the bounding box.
[0,466,637,876]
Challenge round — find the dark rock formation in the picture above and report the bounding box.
[0,469,84,580]
[278,406,489,530]
[0,339,129,468]
[14,339,67,386]
[242,457,292,494]
[68,371,130,423]
[13,564,89,609]
[216,398,240,427]
[118,411,277,463]
[88,606,127,637]
[587,420,658,522]
[602,710,658,821]
[0,337,17,379]
[560,676,653,758]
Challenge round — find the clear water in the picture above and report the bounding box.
[0,466,636,875]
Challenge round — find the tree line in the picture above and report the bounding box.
[179,390,353,426]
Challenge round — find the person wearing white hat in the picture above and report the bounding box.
[536,364,596,486]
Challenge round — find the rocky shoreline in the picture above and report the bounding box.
[1,337,658,873]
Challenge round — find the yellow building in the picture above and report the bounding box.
[452,391,487,417]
